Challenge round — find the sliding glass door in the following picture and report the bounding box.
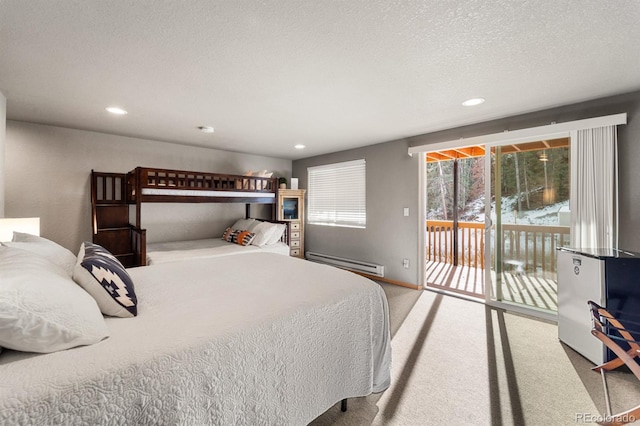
[484,139,571,318]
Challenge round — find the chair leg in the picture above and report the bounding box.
[341,399,347,412]
[588,303,640,425]
[592,305,640,375]
[593,348,640,373]
[592,330,640,381]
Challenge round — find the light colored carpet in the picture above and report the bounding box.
[311,284,640,425]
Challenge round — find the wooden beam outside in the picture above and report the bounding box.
[426,137,569,163]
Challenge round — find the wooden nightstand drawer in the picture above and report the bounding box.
[290,240,300,248]
[291,231,300,239]
[291,222,300,230]
[290,248,300,256]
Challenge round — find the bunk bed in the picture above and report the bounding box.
[92,167,287,267]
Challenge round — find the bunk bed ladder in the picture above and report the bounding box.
[91,170,146,267]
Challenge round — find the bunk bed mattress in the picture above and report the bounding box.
[146,238,289,265]
[0,252,391,425]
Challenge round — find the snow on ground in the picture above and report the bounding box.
[496,199,569,226]
[430,195,570,226]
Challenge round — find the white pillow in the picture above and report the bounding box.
[0,246,109,353]
[231,218,256,231]
[250,221,277,247]
[266,223,287,245]
[8,232,76,277]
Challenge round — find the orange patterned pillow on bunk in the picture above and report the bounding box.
[235,230,256,246]
[222,227,235,242]
[222,228,256,246]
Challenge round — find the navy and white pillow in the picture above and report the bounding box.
[72,242,138,318]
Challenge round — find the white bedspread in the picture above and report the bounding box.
[146,238,290,265]
[0,253,391,425]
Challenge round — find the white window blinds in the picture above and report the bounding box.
[307,159,366,228]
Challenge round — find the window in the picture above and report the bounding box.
[307,159,366,228]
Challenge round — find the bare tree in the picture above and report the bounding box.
[523,155,530,209]
[514,153,522,213]
[438,161,448,220]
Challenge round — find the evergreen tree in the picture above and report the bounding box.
[426,146,569,221]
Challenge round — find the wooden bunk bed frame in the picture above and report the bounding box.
[91,171,146,268]
[91,167,286,267]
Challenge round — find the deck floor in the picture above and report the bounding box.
[425,261,558,312]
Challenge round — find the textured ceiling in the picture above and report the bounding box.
[1,1,639,160]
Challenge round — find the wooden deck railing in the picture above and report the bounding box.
[501,223,570,274]
[427,220,485,268]
[427,220,570,273]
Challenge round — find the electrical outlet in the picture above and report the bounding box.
[403,259,409,268]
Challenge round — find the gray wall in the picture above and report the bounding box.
[5,120,291,251]
[293,138,420,284]
[294,90,640,285]
[0,91,5,218]
[408,91,640,252]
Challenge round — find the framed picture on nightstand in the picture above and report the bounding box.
[283,198,299,220]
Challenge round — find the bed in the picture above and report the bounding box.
[144,217,292,266]
[92,168,283,267]
[146,236,290,265]
[0,242,391,425]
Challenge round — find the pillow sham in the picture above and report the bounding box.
[8,232,76,277]
[231,218,256,231]
[0,246,109,353]
[266,223,287,245]
[250,221,277,247]
[73,242,138,318]
[222,227,256,246]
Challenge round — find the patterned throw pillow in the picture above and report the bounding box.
[72,242,138,318]
[222,227,256,246]
[235,230,256,246]
[222,227,235,243]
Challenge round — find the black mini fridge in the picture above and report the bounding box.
[557,247,640,365]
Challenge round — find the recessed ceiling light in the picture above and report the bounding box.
[105,106,128,115]
[198,126,215,133]
[462,98,485,107]
[294,144,306,149]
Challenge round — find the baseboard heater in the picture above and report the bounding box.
[305,251,385,277]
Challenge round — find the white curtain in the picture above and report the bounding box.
[570,125,618,249]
